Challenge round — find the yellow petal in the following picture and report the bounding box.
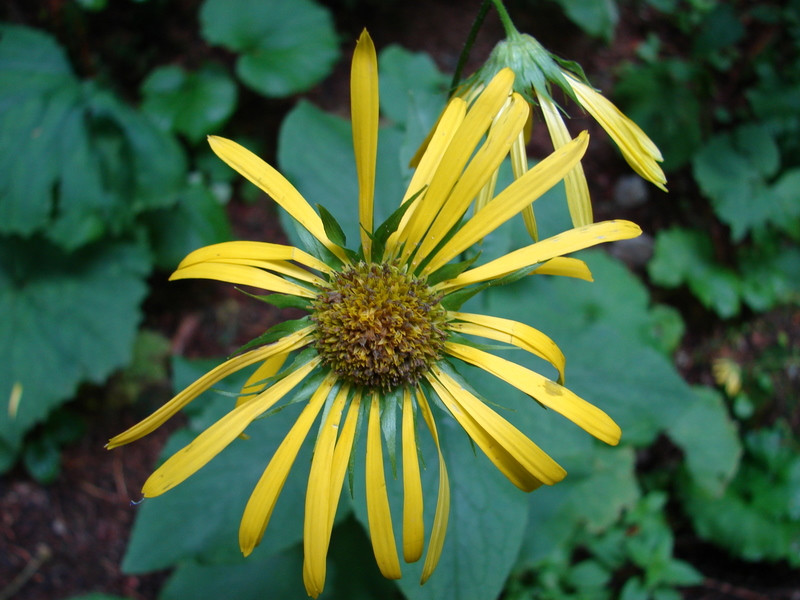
[510,131,539,242]
[532,257,593,281]
[436,220,641,292]
[239,370,337,556]
[201,258,325,287]
[402,388,424,563]
[207,136,348,262]
[539,92,593,227]
[351,30,379,260]
[414,388,450,584]
[446,342,621,445]
[428,365,565,489]
[142,357,320,497]
[107,327,314,448]
[177,240,331,274]
[303,384,351,598]
[238,352,290,406]
[169,262,316,298]
[398,68,516,262]
[565,76,667,191]
[411,93,530,269]
[366,394,402,579]
[447,311,566,383]
[423,131,589,275]
[387,98,467,257]
[328,391,362,533]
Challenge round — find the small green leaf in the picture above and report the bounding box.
[200,0,339,98]
[317,203,348,247]
[648,228,741,318]
[549,0,620,42]
[141,63,238,143]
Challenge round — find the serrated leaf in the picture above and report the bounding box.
[199,0,338,98]
[0,25,187,250]
[668,386,742,496]
[378,45,448,126]
[648,228,741,318]
[141,63,238,143]
[0,237,150,465]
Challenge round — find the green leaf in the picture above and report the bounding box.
[199,0,338,98]
[0,237,150,467]
[141,63,238,143]
[378,46,448,126]
[277,101,407,251]
[692,124,796,240]
[145,182,232,270]
[549,0,620,42]
[0,25,187,250]
[668,386,742,496]
[123,356,344,572]
[317,203,348,247]
[648,228,741,318]
[366,415,529,600]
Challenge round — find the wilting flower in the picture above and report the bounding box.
[108,30,641,597]
[430,24,666,240]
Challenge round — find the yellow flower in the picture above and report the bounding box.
[108,30,641,597]
[429,29,665,240]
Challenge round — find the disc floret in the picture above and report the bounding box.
[312,261,448,390]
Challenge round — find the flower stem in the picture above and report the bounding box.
[449,0,492,95]
[490,0,520,37]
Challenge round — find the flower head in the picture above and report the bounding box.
[432,26,666,240]
[108,30,641,597]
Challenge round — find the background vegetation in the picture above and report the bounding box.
[1,1,798,599]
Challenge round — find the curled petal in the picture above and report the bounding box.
[170,262,316,298]
[402,388,424,563]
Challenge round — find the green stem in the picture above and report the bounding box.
[490,0,520,37]
[449,0,492,96]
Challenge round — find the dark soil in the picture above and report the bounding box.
[1,2,799,600]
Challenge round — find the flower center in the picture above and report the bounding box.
[311,261,447,390]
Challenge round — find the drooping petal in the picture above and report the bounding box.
[447,311,566,383]
[539,91,593,227]
[169,262,316,298]
[401,388,424,563]
[387,98,467,257]
[366,394,402,579]
[303,384,351,598]
[436,220,641,292]
[106,327,314,448]
[446,342,621,445]
[177,240,331,274]
[398,68,516,261]
[410,93,530,269]
[565,75,667,191]
[351,29,379,260]
[239,371,337,556]
[427,365,565,489]
[207,136,348,262]
[414,388,450,584]
[238,352,290,406]
[422,131,589,275]
[511,131,539,242]
[142,357,321,497]
[532,257,593,281]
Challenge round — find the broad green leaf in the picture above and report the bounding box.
[277,100,406,250]
[144,183,232,270]
[378,46,448,126]
[122,357,345,572]
[141,64,238,143]
[668,386,741,496]
[0,25,187,250]
[550,0,619,42]
[648,228,741,318]
[199,0,338,98]
[348,414,530,600]
[0,237,149,466]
